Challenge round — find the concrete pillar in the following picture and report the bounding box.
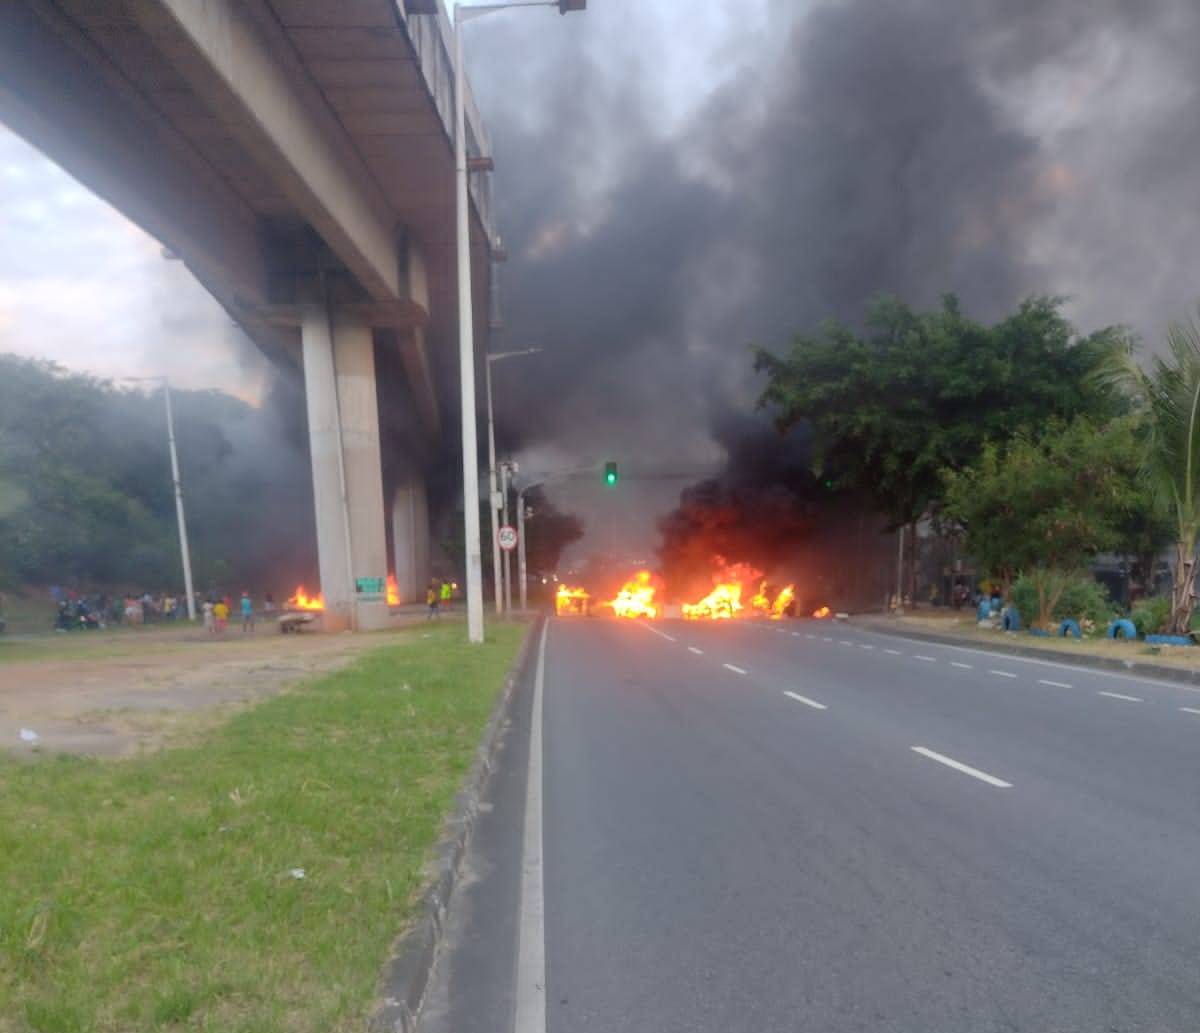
[301,304,390,632]
[392,478,430,606]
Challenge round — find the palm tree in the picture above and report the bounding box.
[1101,316,1200,634]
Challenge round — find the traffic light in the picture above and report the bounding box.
[604,461,618,486]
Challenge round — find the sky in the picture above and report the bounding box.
[3,0,1200,555]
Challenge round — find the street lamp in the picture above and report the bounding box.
[421,0,585,642]
[126,376,196,620]
[486,348,541,614]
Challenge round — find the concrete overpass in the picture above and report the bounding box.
[0,0,498,629]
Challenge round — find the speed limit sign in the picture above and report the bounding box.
[498,525,518,551]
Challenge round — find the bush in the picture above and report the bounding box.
[1011,570,1114,630]
[1131,595,1171,637]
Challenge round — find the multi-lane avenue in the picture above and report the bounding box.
[420,617,1200,1033]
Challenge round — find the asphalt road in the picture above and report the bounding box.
[420,618,1200,1033]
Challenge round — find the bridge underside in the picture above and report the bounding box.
[0,0,496,627]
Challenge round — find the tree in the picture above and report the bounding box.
[755,295,1129,593]
[1098,317,1200,633]
[521,487,584,579]
[941,417,1152,626]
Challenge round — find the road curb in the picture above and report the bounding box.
[854,617,1200,687]
[368,616,543,1033]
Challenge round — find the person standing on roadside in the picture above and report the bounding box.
[439,578,452,612]
[213,597,229,635]
[426,579,440,620]
[239,591,255,633]
[202,598,215,633]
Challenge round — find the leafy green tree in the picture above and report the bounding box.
[941,417,1149,626]
[1098,316,1200,633]
[755,295,1129,593]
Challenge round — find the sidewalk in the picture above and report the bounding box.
[853,612,1200,687]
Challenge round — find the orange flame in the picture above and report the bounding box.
[606,570,659,619]
[287,585,325,611]
[556,585,590,616]
[387,573,400,607]
[683,563,792,620]
[771,584,796,619]
[812,605,831,619]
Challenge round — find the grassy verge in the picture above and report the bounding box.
[875,613,1200,670]
[0,621,527,1033]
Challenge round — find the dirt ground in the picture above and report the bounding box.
[0,613,440,758]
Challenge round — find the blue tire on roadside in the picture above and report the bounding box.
[1058,619,1081,638]
[1002,607,1021,631]
[1107,618,1137,640]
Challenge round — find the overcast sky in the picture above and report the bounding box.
[2,0,1200,555]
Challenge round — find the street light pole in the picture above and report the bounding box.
[485,347,541,615]
[127,376,196,620]
[448,0,587,643]
[452,4,487,643]
[162,381,197,621]
[485,359,503,615]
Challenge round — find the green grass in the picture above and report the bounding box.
[0,621,526,1032]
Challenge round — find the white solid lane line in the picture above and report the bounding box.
[884,648,903,655]
[913,655,936,662]
[911,746,1013,789]
[950,661,973,669]
[515,623,548,1033]
[688,646,704,655]
[784,691,828,710]
[989,669,1018,679]
[723,663,748,675]
[1038,679,1072,688]
[1180,707,1200,716]
[1099,690,1143,703]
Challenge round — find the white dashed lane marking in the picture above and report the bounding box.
[950,661,972,669]
[989,669,1017,679]
[688,646,703,655]
[1039,679,1072,688]
[1180,707,1200,716]
[784,691,828,711]
[884,648,903,655]
[911,746,1013,789]
[1099,690,1143,703]
[913,655,937,663]
[723,663,748,675]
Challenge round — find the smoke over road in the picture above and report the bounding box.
[466,0,1200,557]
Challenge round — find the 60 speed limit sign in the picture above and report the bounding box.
[498,525,518,551]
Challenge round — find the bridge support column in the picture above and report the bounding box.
[301,304,390,632]
[392,479,430,606]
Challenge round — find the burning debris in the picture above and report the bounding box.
[682,562,794,621]
[812,605,832,619]
[605,571,660,619]
[286,585,324,611]
[556,585,590,616]
[287,573,401,612]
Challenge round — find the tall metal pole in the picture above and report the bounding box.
[162,381,196,620]
[486,359,503,614]
[454,5,484,643]
[501,463,512,613]
[517,486,528,611]
[895,524,905,613]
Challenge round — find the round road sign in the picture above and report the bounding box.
[498,525,518,551]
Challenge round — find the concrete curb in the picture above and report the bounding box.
[368,617,543,1033]
[854,617,1200,687]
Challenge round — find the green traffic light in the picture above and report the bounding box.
[604,461,618,486]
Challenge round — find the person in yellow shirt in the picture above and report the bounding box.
[212,598,230,634]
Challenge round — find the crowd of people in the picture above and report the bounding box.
[48,586,277,633]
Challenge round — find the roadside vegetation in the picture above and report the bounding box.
[0,621,525,1033]
[756,295,1197,635]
